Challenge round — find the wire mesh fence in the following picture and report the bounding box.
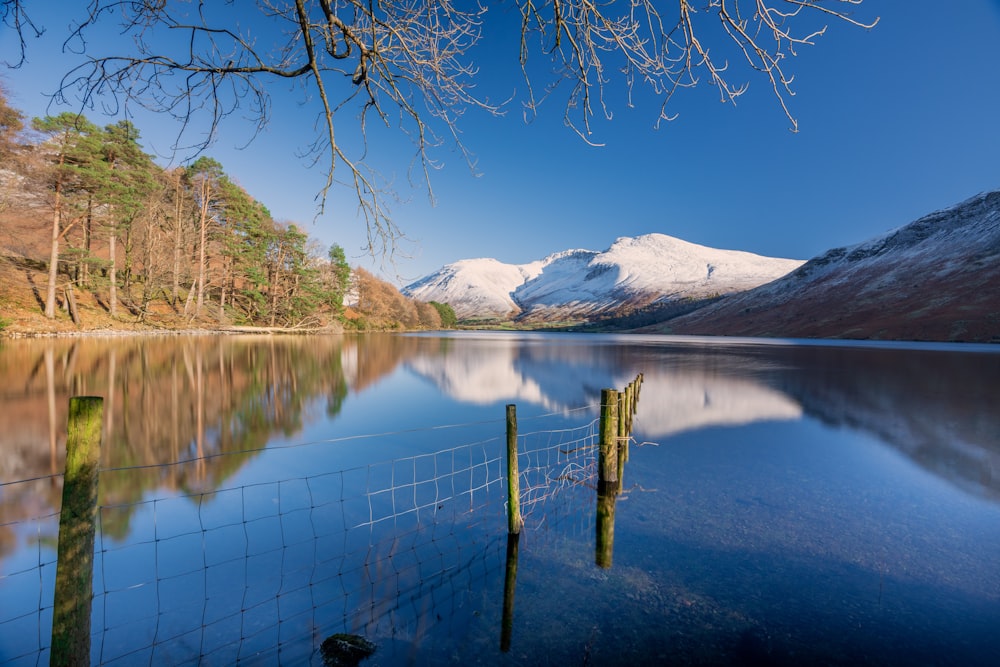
[0,404,613,666]
[518,417,601,532]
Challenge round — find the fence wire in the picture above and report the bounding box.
[0,410,604,666]
[518,417,601,521]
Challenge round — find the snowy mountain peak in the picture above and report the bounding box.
[405,234,804,322]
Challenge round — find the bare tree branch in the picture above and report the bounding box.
[5,0,877,255]
[515,1,878,136]
[1,0,43,67]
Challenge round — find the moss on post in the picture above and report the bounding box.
[599,389,619,491]
[505,404,522,535]
[51,396,104,667]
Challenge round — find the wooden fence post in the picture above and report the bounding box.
[618,389,627,442]
[599,389,619,491]
[505,404,522,535]
[51,396,104,667]
[624,380,634,432]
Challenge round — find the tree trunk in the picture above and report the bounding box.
[183,278,197,318]
[139,213,154,320]
[44,170,64,319]
[82,196,92,288]
[122,222,133,300]
[218,258,227,322]
[172,171,183,305]
[195,178,209,317]
[64,285,80,326]
[268,243,285,327]
[108,222,117,318]
[46,206,61,318]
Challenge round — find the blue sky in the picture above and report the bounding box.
[3,1,1000,285]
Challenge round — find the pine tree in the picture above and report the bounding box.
[95,120,157,317]
[30,112,101,319]
[326,244,351,315]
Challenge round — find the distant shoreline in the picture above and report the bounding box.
[0,323,347,339]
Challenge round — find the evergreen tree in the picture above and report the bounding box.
[429,301,457,328]
[218,178,274,322]
[264,223,326,327]
[96,120,157,317]
[326,244,351,315]
[31,112,101,319]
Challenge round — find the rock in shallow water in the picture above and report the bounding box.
[320,633,376,667]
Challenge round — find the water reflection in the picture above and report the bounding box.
[3,333,999,554]
[1,332,998,665]
[1,335,352,561]
[403,334,1000,502]
[764,344,1000,501]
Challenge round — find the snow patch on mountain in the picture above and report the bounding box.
[405,233,804,321]
[403,257,541,320]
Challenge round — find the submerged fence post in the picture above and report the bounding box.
[599,389,619,491]
[505,404,522,535]
[51,396,104,667]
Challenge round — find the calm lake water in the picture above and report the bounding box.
[1,332,998,665]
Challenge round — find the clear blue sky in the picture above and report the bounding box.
[3,1,1000,285]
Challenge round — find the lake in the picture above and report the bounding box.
[1,332,998,665]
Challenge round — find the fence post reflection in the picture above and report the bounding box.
[500,533,520,652]
[595,481,617,569]
[51,396,103,667]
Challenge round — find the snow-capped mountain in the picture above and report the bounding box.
[404,234,804,322]
[652,190,1000,342]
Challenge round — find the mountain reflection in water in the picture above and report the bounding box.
[2,333,998,532]
[402,333,999,501]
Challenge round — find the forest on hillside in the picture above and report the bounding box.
[0,87,455,334]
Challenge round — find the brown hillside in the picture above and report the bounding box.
[642,190,1000,343]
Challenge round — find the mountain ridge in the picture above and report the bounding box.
[405,232,805,323]
[647,189,1000,342]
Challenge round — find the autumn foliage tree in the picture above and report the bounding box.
[351,267,436,330]
[0,83,22,159]
[0,85,24,224]
[0,90,453,330]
